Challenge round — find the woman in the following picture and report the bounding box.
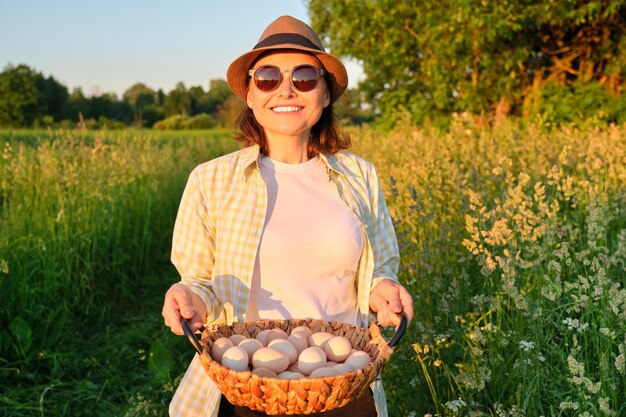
[162,15,414,417]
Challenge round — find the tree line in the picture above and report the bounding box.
[0,62,372,129]
[3,0,626,129]
[0,63,246,129]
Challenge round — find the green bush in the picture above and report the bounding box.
[182,113,216,129]
[153,113,216,130]
[525,81,626,126]
[153,114,186,130]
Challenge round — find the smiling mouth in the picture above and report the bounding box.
[271,106,303,113]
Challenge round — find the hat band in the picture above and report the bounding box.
[254,33,324,51]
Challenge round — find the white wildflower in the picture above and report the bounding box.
[519,340,535,352]
[445,399,467,412]
[598,397,616,416]
[559,401,579,410]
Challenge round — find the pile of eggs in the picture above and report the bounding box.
[210,326,371,379]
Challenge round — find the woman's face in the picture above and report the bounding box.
[246,51,330,142]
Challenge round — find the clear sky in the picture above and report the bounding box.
[0,0,363,98]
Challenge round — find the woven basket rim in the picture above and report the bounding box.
[196,318,391,415]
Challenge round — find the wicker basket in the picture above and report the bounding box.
[182,317,406,415]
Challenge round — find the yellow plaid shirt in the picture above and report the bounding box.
[169,144,400,417]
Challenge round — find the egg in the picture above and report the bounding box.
[266,328,288,344]
[290,325,312,339]
[344,350,371,370]
[268,339,298,364]
[211,337,234,362]
[252,367,278,378]
[255,329,272,346]
[324,336,352,362]
[287,333,308,354]
[238,338,264,364]
[310,367,339,378]
[333,363,354,374]
[252,347,289,374]
[229,334,246,345]
[278,371,304,379]
[221,346,249,372]
[287,362,301,372]
[298,346,327,376]
[308,332,334,349]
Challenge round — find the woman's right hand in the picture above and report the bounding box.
[162,283,207,335]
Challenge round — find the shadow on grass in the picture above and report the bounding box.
[0,267,192,417]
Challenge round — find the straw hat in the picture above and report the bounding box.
[227,15,348,103]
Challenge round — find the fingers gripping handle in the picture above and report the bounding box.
[386,313,408,348]
[182,319,204,354]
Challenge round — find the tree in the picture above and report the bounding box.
[63,87,87,123]
[0,64,39,127]
[123,83,156,126]
[214,94,244,128]
[35,73,69,122]
[164,82,191,116]
[308,0,626,121]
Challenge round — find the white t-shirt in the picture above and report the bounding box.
[245,155,364,325]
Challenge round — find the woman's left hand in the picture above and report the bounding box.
[369,279,414,326]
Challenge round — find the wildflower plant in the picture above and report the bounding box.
[351,117,626,416]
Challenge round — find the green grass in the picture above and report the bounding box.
[0,128,236,416]
[1,121,626,416]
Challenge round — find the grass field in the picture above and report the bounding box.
[1,119,625,416]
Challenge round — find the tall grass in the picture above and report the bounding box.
[351,115,626,416]
[0,129,237,416]
[1,120,625,416]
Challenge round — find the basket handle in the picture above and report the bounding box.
[381,313,408,348]
[182,319,204,354]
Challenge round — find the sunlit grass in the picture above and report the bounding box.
[1,119,625,416]
[351,116,626,416]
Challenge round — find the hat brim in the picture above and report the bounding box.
[227,45,348,104]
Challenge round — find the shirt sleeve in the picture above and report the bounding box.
[171,166,224,324]
[367,163,400,287]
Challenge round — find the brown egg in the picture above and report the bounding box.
[266,328,288,344]
[333,363,354,374]
[238,338,264,364]
[278,371,304,379]
[268,339,298,364]
[310,367,339,378]
[324,336,352,362]
[221,346,249,372]
[252,347,289,374]
[286,362,301,372]
[344,350,371,370]
[308,332,334,349]
[252,367,278,378]
[211,337,234,362]
[298,346,327,376]
[287,333,309,354]
[229,334,246,345]
[255,329,271,346]
[290,325,312,339]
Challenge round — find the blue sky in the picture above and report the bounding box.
[0,0,363,97]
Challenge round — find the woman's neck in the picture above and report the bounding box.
[265,133,310,163]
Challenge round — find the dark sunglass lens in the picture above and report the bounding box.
[292,66,320,92]
[254,66,281,91]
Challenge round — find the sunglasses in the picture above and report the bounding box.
[248,64,326,93]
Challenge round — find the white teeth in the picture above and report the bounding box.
[272,106,303,113]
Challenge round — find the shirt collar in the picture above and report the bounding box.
[319,152,357,178]
[238,146,356,180]
[238,145,262,181]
